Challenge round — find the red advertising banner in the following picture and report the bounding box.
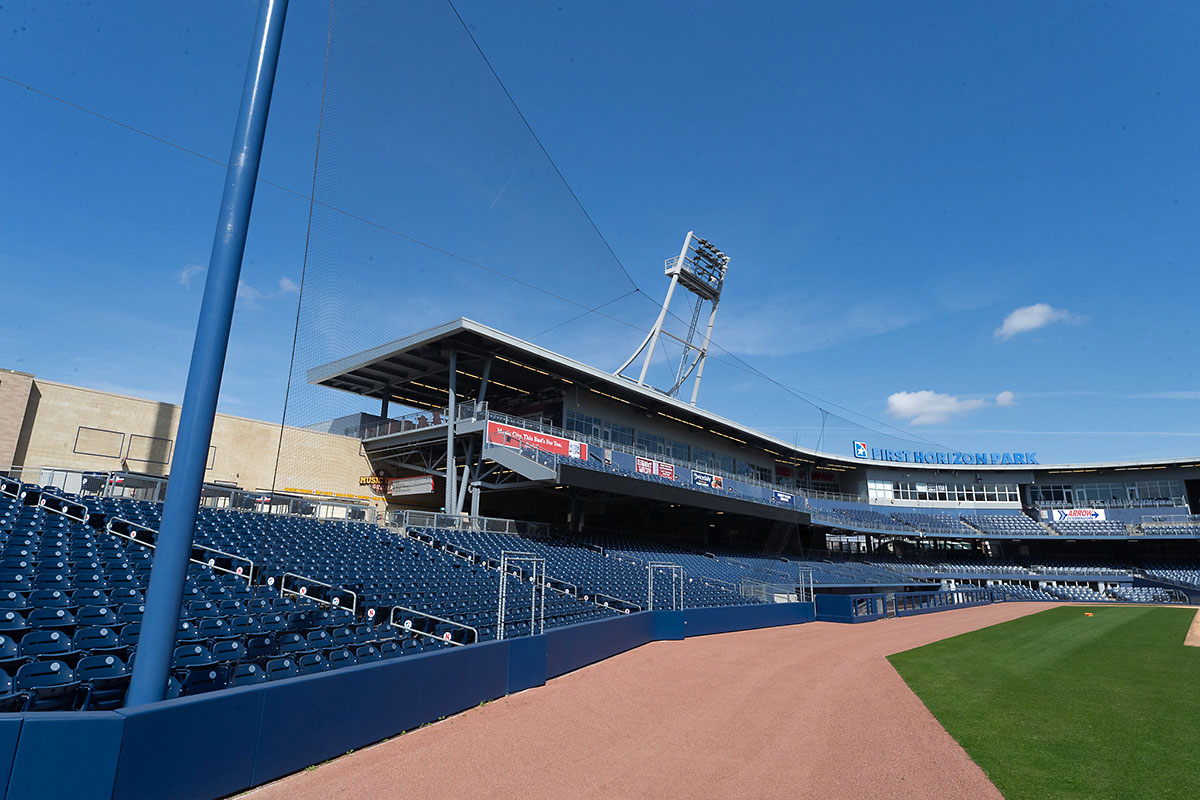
[486,421,588,461]
[636,456,676,481]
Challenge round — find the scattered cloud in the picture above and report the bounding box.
[278,276,300,294]
[177,264,206,289]
[886,390,987,425]
[886,389,1018,425]
[994,303,1078,341]
[1130,391,1200,400]
[236,281,263,304]
[717,294,919,357]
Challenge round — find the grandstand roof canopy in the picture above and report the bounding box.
[309,318,1200,473]
[307,318,855,470]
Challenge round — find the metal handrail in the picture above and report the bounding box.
[1141,514,1200,526]
[647,562,684,611]
[696,576,739,593]
[38,491,90,523]
[0,476,23,499]
[352,401,488,440]
[390,605,478,646]
[579,591,641,612]
[280,572,356,615]
[195,545,256,583]
[498,551,545,640]
[104,517,254,584]
[544,576,578,596]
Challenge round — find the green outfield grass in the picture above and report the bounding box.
[888,605,1200,800]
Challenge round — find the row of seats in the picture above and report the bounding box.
[808,500,1200,539]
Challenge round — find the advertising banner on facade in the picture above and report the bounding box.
[387,476,435,496]
[486,421,588,461]
[772,490,795,506]
[1053,508,1106,521]
[692,471,723,490]
[636,456,677,481]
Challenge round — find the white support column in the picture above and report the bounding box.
[637,231,694,386]
[469,479,482,518]
[689,299,721,406]
[465,356,492,516]
[636,272,680,386]
[455,459,471,515]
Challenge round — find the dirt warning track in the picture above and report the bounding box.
[245,603,1053,800]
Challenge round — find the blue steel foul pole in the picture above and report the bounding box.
[126,0,290,706]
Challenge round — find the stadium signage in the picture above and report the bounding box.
[1053,508,1106,521]
[852,441,1037,466]
[635,456,676,481]
[772,490,795,506]
[692,471,724,490]
[486,421,588,461]
[387,476,435,496]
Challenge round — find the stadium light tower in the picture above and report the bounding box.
[616,231,731,406]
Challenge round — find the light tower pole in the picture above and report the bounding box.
[126,0,290,706]
[616,231,731,406]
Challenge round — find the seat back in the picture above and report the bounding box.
[297,653,328,675]
[173,643,215,668]
[265,657,299,681]
[231,662,267,686]
[16,659,75,688]
[212,639,243,663]
[20,629,73,657]
[75,622,121,649]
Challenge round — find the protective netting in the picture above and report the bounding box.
[272,0,940,479]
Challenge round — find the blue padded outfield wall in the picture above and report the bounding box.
[0,602,813,800]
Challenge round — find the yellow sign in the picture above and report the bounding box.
[284,487,377,502]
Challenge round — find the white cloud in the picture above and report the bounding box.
[177,264,206,289]
[995,390,1016,407]
[278,276,300,294]
[887,390,995,426]
[236,281,263,304]
[994,303,1076,341]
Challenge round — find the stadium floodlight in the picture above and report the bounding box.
[615,231,731,406]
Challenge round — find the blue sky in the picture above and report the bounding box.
[1,1,1198,464]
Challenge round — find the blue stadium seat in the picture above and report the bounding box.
[76,654,131,711]
[173,643,215,670]
[265,657,299,681]
[15,660,80,711]
[297,652,329,675]
[231,662,266,687]
[179,664,229,696]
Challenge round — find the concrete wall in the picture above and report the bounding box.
[5,374,372,500]
[0,370,35,468]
